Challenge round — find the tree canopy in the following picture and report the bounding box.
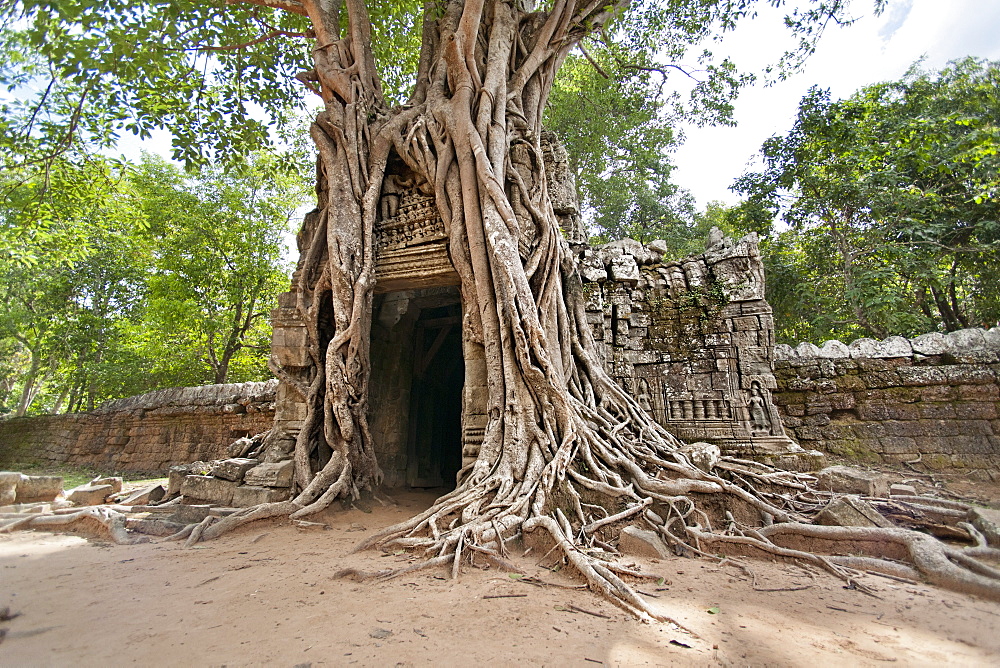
[734,57,1000,343]
[0,152,305,416]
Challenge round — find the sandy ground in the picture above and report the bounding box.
[3,489,1000,667]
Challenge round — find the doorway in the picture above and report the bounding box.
[405,303,464,488]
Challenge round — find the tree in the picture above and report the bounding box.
[8,0,1000,617]
[0,151,303,413]
[0,156,149,415]
[734,58,1000,342]
[544,42,692,244]
[134,153,304,385]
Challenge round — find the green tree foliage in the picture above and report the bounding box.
[545,45,694,245]
[0,0,885,415]
[544,0,879,246]
[734,58,1000,342]
[0,156,148,415]
[0,153,305,415]
[1,0,312,168]
[134,153,305,386]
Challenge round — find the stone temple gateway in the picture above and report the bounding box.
[265,133,811,499]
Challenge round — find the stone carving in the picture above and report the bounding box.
[575,231,808,466]
[376,189,446,251]
[540,130,586,244]
[373,186,458,293]
[748,381,772,435]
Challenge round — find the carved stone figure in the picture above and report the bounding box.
[748,381,772,435]
[637,378,652,412]
[380,172,415,221]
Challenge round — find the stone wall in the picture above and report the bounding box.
[772,329,1000,473]
[0,381,277,473]
[574,233,812,468]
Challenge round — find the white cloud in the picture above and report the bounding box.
[671,0,1000,209]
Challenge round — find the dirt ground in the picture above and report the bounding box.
[3,487,1000,667]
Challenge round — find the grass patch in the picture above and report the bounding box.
[3,462,167,490]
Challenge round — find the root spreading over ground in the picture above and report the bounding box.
[6,0,1000,622]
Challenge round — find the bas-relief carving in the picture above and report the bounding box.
[585,231,802,460]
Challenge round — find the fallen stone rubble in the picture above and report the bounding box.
[3,464,999,553]
[0,449,296,542]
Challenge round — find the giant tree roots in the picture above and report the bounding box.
[4,460,1000,622]
[1,506,149,545]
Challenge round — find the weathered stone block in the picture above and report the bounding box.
[879,436,917,454]
[946,328,986,353]
[609,254,640,285]
[180,475,238,505]
[232,485,292,507]
[910,332,950,356]
[848,338,881,358]
[119,483,166,506]
[678,442,721,472]
[880,336,913,358]
[0,471,21,505]
[969,507,1000,547]
[167,464,191,496]
[212,458,260,482]
[815,496,893,528]
[15,475,64,503]
[92,476,123,494]
[897,366,947,386]
[918,403,956,419]
[773,344,794,360]
[817,340,850,358]
[889,483,917,497]
[815,465,889,497]
[170,504,214,523]
[954,403,998,420]
[244,460,294,488]
[794,342,821,358]
[618,526,671,559]
[67,484,114,506]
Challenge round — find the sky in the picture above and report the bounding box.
[671,0,1000,209]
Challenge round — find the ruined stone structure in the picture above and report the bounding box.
[573,234,813,469]
[18,135,999,490]
[6,271,1000,484]
[772,329,1000,476]
[0,382,276,472]
[0,133,810,488]
[266,132,807,490]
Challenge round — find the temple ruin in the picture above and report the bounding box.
[264,133,811,501]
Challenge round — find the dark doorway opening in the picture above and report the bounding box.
[406,303,464,488]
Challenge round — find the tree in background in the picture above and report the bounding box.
[544,6,751,248]
[135,153,305,386]
[0,153,306,415]
[0,156,149,415]
[735,58,1000,343]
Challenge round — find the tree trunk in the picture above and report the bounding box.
[14,344,42,418]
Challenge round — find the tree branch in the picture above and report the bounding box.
[182,29,308,52]
[577,42,608,79]
[227,0,309,17]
